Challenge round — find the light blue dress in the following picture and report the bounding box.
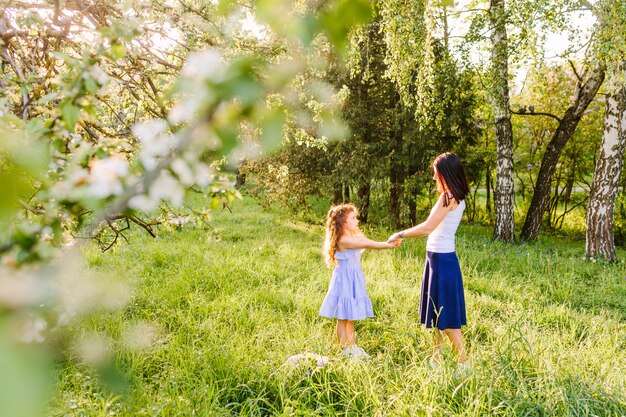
[319,249,374,320]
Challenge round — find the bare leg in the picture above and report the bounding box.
[336,320,355,348]
[345,320,355,346]
[432,328,444,363]
[336,320,346,347]
[443,328,467,363]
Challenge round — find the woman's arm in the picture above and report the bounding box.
[339,234,401,250]
[389,194,452,241]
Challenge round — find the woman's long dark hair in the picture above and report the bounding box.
[433,152,469,207]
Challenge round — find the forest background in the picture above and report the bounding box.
[0,0,625,416]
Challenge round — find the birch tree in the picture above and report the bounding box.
[585,0,626,260]
[586,78,626,260]
[488,0,515,242]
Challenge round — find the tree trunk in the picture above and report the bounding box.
[520,67,605,241]
[489,0,515,242]
[486,167,492,214]
[408,198,417,226]
[235,163,246,188]
[586,81,626,261]
[357,180,371,223]
[563,177,575,202]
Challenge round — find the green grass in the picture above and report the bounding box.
[51,196,626,416]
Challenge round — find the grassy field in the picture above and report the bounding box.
[51,196,626,416]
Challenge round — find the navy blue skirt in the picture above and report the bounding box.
[419,251,466,330]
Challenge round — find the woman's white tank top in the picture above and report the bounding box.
[426,199,465,253]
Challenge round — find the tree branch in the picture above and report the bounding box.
[510,108,562,123]
[569,60,582,84]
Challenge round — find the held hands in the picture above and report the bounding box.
[387,232,403,243]
[388,238,402,248]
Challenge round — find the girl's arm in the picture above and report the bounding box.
[389,194,453,241]
[339,234,401,250]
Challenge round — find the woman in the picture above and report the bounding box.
[388,152,469,368]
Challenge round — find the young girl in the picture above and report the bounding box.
[319,203,401,358]
[388,152,470,369]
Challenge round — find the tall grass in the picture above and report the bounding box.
[51,196,626,416]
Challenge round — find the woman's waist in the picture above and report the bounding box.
[425,237,456,251]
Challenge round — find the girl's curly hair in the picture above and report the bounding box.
[323,203,358,268]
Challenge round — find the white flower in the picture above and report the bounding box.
[128,194,156,212]
[171,158,194,186]
[69,168,89,185]
[88,156,129,198]
[77,333,109,366]
[128,171,184,212]
[151,171,184,207]
[194,163,213,186]
[123,322,158,351]
[182,49,226,82]
[20,316,47,344]
[168,215,189,226]
[168,97,201,124]
[132,120,171,170]
[0,275,42,308]
[89,64,109,86]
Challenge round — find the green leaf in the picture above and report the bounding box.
[110,42,126,60]
[83,104,97,118]
[49,51,77,65]
[320,0,372,56]
[260,108,286,152]
[37,92,59,105]
[60,101,80,132]
[215,126,238,155]
[85,77,98,93]
[218,59,263,106]
[0,323,53,417]
[294,14,318,47]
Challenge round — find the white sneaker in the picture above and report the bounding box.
[352,345,371,359]
[342,345,370,359]
[456,361,472,376]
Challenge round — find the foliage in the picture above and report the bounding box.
[0,1,372,416]
[245,3,484,227]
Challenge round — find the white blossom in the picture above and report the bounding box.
[171,158,194,185]
[88,156,129,198]
[168,97,200,124]
[194,162,213,186]
[128,194,156,212]
[182,49,226,82]
[123,322,158,351]
[77,333,109,366]
[0,275,43,308]
[168,215,189,226]
[89,64,109,86]
[20,316,47,344]
[132,120,171,170]
[128,171,184,211]
[151,171,184,207]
